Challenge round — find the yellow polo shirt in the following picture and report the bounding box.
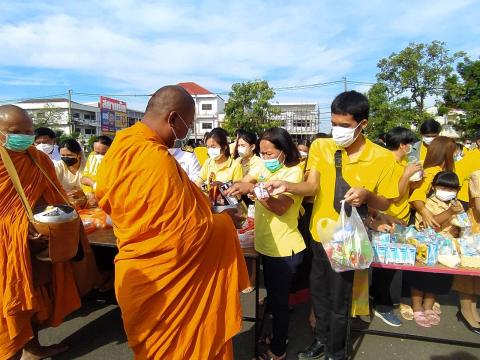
[198,157,243,184]
[456,148,480,202]
[250,164,306,257]
[409,165,442,204]
[81,153,103,194]
[307,138,398,243]
[385,159,411,223]
[419,142,428,162]
[236,155,263,178]
[193,146,208,166]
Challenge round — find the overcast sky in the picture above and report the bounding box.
[0,0,478,118]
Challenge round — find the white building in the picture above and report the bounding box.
[16,98,101,140]
[178,82,225,139]
[271,102,320,139]
[426,106,464,139]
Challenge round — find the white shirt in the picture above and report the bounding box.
[49,145,61,162]
[54,157,86,193]
[168,148,201,181]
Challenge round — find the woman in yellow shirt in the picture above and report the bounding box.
[233,129,262,178]
[195,128,243,188]
[227,127,305,360]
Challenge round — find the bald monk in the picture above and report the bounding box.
[96,86,249,359]
[0,105,95,360]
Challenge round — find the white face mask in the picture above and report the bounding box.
[207,147,222,160]
[435,189,457,202]
[171,113,191,142]
[331,122,362,148]
[422,136,435,146]
[94,154,105,161]
[237,146,252,158]
[36,143,54,154]
[299,151,308,158]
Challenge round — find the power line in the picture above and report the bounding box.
[0,92,69,105]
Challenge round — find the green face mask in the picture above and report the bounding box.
[0,131,35,152]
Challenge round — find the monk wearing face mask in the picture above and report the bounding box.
[0,105,92,360]
[95,85,249,359]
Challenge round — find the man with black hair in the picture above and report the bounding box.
[456,130,480,207]
[266,91,398,360]
[34,127,61,161]
[411,119,442,161]
[369,127,422,327]
[81,135,112,207]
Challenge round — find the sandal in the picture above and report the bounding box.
[413,311,431,328]
[400,303,414,321]
[433,302,442,315]
[425,310,440,326]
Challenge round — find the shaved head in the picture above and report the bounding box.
[143,85,195,148]
[145,85,195,118]
[0,105,34,141]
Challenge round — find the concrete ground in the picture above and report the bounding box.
[39,285,480,360]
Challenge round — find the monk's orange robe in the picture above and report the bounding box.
[96,122,249,360]
[0,147,87,360]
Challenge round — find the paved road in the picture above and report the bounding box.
[39,286,480,360]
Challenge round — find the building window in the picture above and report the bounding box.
[84,113,91,120]
[202,104,213,111]
[73,112,80,119]
[202,122,213,130]
[292,120,311,127]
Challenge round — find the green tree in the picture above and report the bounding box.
[33,103,64,127]
[224,80,281,135]
[377,41,465,116]
[441,58,480,138]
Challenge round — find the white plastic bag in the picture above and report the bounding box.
[323,201,374,272]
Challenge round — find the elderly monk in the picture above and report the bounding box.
[0,105,97,360]
[96,85,249,359]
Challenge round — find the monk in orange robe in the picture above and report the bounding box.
[96,86,249,359]
[0,105,94,360]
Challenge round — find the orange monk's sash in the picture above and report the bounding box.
[96,122,249,359]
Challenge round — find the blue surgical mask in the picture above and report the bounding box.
[1,131,35,152]
[263,152,283,173]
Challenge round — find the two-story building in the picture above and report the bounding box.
[16,98,101,140]
[271,102,320,140]
[178,82,225,140]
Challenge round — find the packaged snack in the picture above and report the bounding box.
[373,242,387,263]
[323,202,373,272]
[451,212,472,228]
[405,245,417,265]
[371,232,391,243]
[385,244,399,264]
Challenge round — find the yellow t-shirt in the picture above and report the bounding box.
[193,146,209,166]
[237,155,263,178]
[81,153,104,194]
[409,165,442,204]
[419,142,428,162]
[198,157,243,184]
[307,138,398,243]
[456,148,480,202]
[385,159,411,223]
[250,164,306,257]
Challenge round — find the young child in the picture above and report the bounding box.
[405,171,464,327]
[407,171,464,327]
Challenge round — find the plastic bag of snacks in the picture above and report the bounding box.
[78,208,112,234]
[237,217,254,248]
[323,201,373,272]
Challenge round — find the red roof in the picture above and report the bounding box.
[178,82,212,95]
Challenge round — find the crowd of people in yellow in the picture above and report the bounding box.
[0,85,479,360]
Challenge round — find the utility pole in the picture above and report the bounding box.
[68,89,73,135]
[343,76,347,92]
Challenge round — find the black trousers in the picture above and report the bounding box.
[371,268,396,313]
[310,240,354,360]
[262,251,304,356]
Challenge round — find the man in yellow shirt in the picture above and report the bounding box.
[456,131,480,206]
[81,135,112,207]
[370,127,422,327]
[411,119,441,162]
[266,91,398,360]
